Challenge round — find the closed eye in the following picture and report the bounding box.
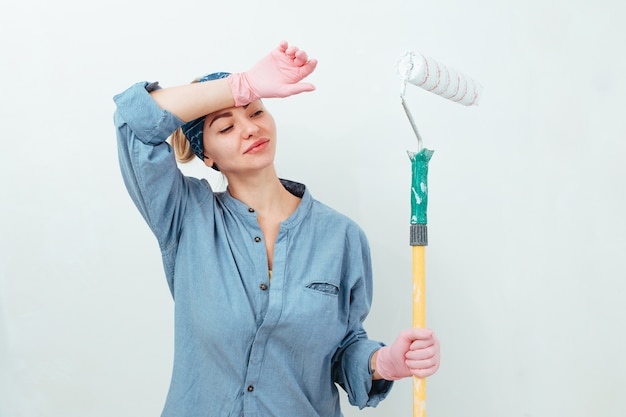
[218,125,233,133]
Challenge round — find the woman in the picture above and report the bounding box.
[113,41,440,417]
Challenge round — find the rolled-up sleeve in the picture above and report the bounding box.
[114,82,182,146]
[331,229,393,408]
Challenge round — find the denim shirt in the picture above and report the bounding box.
[113,82,393,417]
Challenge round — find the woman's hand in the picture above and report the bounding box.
[373,328,440,380]
[228,41,318,106]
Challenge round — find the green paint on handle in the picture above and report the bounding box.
[408,148,434,225]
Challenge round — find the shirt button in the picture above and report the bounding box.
[247,385,254,392]
[248,207,255,213]
[254,236,261,242]
[259,283,268,291]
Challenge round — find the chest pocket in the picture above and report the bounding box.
[305,281,340,296]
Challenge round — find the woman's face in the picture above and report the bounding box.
[201,100,277,175]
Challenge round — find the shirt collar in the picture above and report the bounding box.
[218,179,313,230]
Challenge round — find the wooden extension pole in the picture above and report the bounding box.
[412,245,426,417]
[408,148,433,417]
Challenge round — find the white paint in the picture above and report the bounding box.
[412,282,423,304]
[2,1,626,416]
[412,188,422,205]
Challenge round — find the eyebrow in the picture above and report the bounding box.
[208,104,250,127]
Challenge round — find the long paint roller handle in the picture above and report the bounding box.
[398,51,483,106]
[399,51,482,417]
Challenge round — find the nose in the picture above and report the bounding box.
[241,118,260,139]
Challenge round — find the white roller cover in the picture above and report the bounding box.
[398,51,482,106]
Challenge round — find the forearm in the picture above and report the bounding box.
[149,78,235,122]
[370,349,383,380]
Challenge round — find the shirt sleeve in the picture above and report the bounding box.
[112,81,212,292]
[331,227,394,409]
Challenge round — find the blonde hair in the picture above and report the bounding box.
[170,127,196,163]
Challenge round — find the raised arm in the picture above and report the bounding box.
[149,40,318,122]
[149,78,234,123]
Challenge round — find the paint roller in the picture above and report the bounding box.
[398,51,483,150]
[397,51,482,417]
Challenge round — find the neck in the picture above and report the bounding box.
[226,167,299,218]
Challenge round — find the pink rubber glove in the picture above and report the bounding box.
[227,41,318,106]
[375,328,440,380]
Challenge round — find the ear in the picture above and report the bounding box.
[202,155,221,171]
[202,155,214,168]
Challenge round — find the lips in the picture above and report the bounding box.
[244,139,270,154]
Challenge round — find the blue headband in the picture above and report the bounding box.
[180,72,231,160]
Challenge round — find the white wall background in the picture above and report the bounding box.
[1,0,625,416]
